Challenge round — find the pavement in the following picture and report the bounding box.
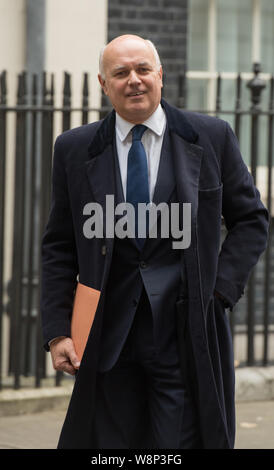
[0,402,273,449]
[0,367,274,450]
[235,400,274,449]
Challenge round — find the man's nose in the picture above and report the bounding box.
[128,70,141,85]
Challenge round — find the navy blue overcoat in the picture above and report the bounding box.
[41,99,269,448]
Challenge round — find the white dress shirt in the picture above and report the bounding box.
[115,103,166,202]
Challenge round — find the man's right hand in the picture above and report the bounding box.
[50,337,80,375]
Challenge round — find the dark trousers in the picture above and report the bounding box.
[92,290,201,449]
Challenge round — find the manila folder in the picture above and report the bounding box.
[71,282,101,361]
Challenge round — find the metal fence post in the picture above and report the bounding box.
[246,63,266,366]
[177,69,187,109]
[35,72,55,387]
[11,73,27,388]
[82,72,89,125]
[263,75,274,365]
[216,73,221,116]
[24,74,38,377]
[234,73,242,140]
[62,72,71,131]
[0,71,7,390]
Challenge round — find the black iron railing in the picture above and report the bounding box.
[0,64,273,390]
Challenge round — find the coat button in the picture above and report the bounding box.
[140,260,147,269]
[101,245,107,255]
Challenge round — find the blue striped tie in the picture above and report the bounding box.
[126,124,149,248]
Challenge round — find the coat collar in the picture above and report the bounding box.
[87,98,199,159]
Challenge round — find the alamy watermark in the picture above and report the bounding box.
[82,195,191,249]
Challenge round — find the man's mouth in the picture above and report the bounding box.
[128,91,145,97]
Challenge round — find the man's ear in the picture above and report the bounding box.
[98,74,108,95]
[157,66,163,88]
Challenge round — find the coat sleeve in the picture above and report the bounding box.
[40,136,79,350]
[214,122,269,308]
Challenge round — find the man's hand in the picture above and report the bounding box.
[50,337,80,375]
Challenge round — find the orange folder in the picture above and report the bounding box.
[71,282,101,361]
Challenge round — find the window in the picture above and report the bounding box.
[187,0,274,197]
[187,0,273,108]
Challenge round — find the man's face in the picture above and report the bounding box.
[98,37,163,124]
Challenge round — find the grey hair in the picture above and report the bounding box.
[98,38,161,80]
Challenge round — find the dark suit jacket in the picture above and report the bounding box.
[41,99,269,448]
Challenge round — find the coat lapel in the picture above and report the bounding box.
[152,125,175,206]
[171,133,203,221]
[85,145,116,236]
[85,111,116,238]
[160,99,203,221]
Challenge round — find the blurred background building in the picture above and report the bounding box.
[0,0,273,390]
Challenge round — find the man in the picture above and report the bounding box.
[41,34,269,449]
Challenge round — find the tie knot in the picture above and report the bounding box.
[131,124,147,141]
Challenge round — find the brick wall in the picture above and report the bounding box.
[106,0,188,105]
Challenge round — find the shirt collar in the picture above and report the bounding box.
[115,103,166,143]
